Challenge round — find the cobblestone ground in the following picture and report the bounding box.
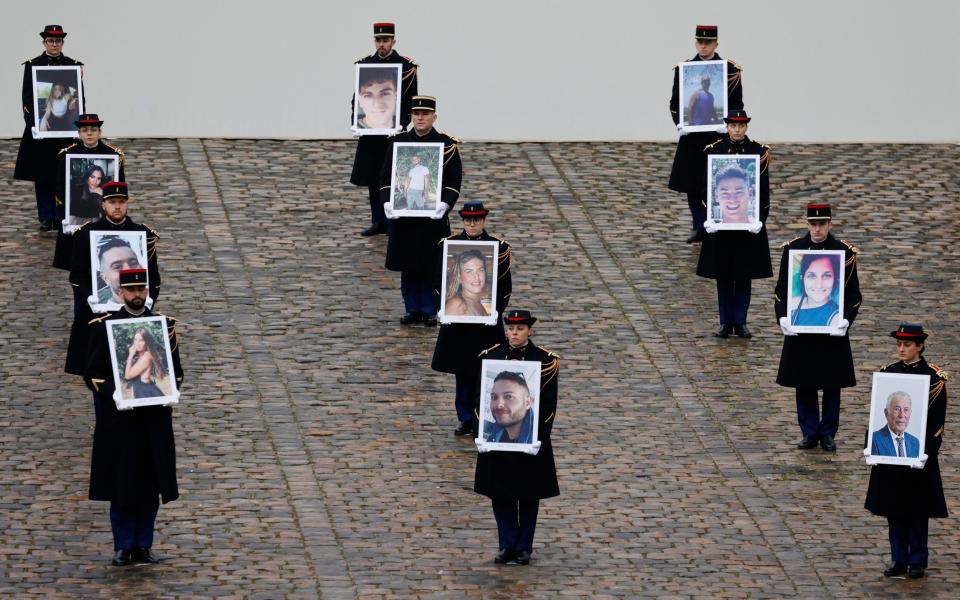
[0,138,957,598]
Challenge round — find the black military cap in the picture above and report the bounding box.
[411,96,436,112]
[102,181,129,200]
[75,113,104,128]
[890,323,928,342]
[503,309,537,327]
[41,25,67,38]
[373,22,395,37]
[459,201,489,218]
[806,203,831,220]
[695,25,717,40]
[723,109,750,124]
[119,268,148,288]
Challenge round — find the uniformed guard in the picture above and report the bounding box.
[379,95,463,325]
[431,201,512,435]
[53,113,126,271]
[66,182,162,377]
[350,22,418,237]
[84,268,182,566]
[774,203,862,451]
[474,310,559,565]
[696,109,772,337]
[14,25,83,231]
[669,24,744,243]
[865,323,948,579]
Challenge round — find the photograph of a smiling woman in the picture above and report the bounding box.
[787,249,846,331]
[438,239,500,325]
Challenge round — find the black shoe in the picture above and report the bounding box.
[820,434,837,452]
[714,325,733,338]
[907,566,925,579]
[514,550,531,565]
[494,549,516,564]
[360,223,387,237]
[797,435,819,450]
[454,421,474,436]
[686,229,704,243]
[883,561,907,577]
[422,315,438,327]
[400,313,421,325]
[111,549,131,566]
[131,548,160,564]
[733,324,752,338]
[39,220,54,232]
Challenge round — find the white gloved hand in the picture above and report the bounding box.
[475,438,491,453]
[350,127,361,138]
[703,221,719,234]
[523,441,542,456]
[715,125,728,134]
[913,453,929,469]
[383,203,398,220]
[145,296,155,310]
[830,318,850,337]
[779,316,797,336]
[87,294,99,310]
[431,202,450,220]
[438,312,452,325]
[677,124,689,137]
[31,127,40,140]
[747,220,763,234]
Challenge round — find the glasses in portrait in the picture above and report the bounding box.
[478,359,542,452]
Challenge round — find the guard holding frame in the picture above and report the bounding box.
[431,201,512,435]
[14,25,82,231]
[474,310,559,566]
[864,323,948,579]
[774,203,862,452]
[83,268,183,566]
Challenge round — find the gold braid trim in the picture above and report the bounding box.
[930,380,946,400]
[760,146,772,173]
[544,412,555,423]
[58,143,77,155]
[478,343,501,357]
[88,313,112,325]
[929,363,948,380]
[90,378,105,392]
[933,426,944,438]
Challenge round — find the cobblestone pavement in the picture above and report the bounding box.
[0,138,957,598]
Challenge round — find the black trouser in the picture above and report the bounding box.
[687,191,706,232]
[888,516,929,568]
[795,387,840,437]
[492,498,539,553]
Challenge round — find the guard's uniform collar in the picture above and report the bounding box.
[806,232,833,249]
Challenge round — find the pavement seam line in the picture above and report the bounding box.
[520,142,829,596]
[175,138,357,600]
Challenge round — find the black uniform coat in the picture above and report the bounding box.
[52,141,127,270]
[774,233,862,389]
[431,230,512,374]
[84,306,182,506]
[474,341,560,500]
[668,54,743,193]
[349,50,418,187]
[65,217,161,375]
[379,128,462,273]
[695,136,772,280]
[865,359,948,518]
[14,52,83,183]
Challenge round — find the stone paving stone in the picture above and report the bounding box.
[0,138,957,598]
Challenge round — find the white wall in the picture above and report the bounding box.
[2,1,957,142]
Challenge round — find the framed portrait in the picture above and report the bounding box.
[88,230,149,313]
[678,60,727,132]
[865,372,930,467]
[352,64,403,135]
[31,66,83,138]
[438,240,500,325]
[706,155,760,230]
[786,249,846,334]
[388,142,444,217]
[106,316,179,409]
[64,154,119,225]
[478,359,541,452]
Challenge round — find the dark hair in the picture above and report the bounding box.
[493,371,530,394]
[129,327,164,381]
[84,164,105,181]
[700,76,711,87]
[799,253,840,296]
[715,165,748,186]
[97,236,133,261]
[359,68,397,90]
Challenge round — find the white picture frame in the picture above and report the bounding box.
[106,315,179,409]
[31,66,83,138]
[786,249,846,334]
[352,63,403,135]
[478,359,541,453]
[64,154,119,226]
[388,142,444,217]
[865,372,930,467]
[438,239,500,325]
[706,154,760,231]
[88,230,149,313]
[678,60,727,133]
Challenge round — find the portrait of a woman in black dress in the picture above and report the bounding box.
[71,164,105,218]
[124,327,166,399]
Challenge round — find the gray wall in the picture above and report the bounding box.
[3,1,957,142]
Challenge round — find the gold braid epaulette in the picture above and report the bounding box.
[727,60,742,92]
[540,353,560,389]
[478,343,501,357]
[760,146,772,172]
[703,139,722,151]
[841,240,859,267]
[442,141,460,166]
[437,234,455,245]
[88,313,112,325]
[781,236,801,248]
[58,143,78,155]
[146,227,160,260]
[929,363,948,381]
